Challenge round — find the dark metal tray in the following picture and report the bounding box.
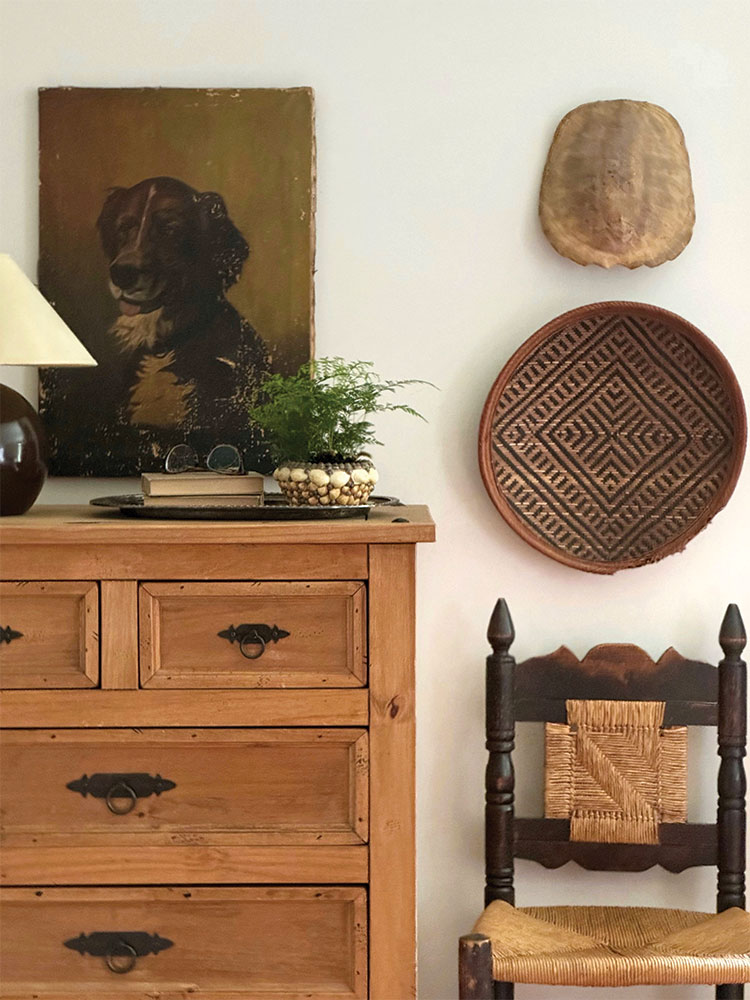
[90,493,401,520]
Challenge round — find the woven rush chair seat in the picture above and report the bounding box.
[474,901,750,986]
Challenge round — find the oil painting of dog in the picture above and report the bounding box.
[97,175,268,434]
[38,87,315,476]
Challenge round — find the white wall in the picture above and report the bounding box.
[2,2,749,997]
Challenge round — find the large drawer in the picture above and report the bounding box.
[0,728,368,846]
[0,582,98,689]
[0,886,367,998]
[140,581,367,688]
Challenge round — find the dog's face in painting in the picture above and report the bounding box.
[97,176,249,320]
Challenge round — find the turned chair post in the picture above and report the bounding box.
[485,598,516,909]
[482,599,517,1000]
[458,934,494,1000]
[460,600,517,1000]
[717,604,747,1000]
[717,603,747,913]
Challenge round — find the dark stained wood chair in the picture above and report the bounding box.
[458,600,750,999]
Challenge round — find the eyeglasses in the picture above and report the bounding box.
[164,444,244,475]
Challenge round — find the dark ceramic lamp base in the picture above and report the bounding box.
[0,383,47,515]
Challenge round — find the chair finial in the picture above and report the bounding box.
[488,598,515,654]
[719,603,746,658]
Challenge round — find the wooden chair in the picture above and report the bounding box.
[459,600,750,999]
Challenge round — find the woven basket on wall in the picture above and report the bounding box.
[478,301,746,574]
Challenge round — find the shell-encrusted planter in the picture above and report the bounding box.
[273,459,379,506]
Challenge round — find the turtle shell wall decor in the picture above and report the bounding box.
[478,302,746,574]
[539,100,695,269]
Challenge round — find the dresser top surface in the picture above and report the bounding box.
[0,504,435,545]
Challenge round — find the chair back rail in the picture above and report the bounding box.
[515,818,717,872]
[515,645,718,725]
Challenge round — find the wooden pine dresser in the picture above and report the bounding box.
[0,504,434,1000]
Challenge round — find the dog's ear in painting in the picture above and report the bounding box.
[96,187,128,259]
[196,190,249,293]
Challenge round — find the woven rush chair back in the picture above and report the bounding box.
[484,600,747,910]
[544,698,687,847]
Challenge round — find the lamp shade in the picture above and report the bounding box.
[0,254,97,366]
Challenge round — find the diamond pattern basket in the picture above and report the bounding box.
[478,302,746,573]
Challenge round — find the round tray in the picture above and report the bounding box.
[90,494,400,520]
[478,301,746,573]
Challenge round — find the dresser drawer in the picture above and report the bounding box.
[0,886,367,998]
[0,728,368,847]
[0,582,98,689]
[140,582,367,688]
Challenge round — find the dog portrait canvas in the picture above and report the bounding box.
[38,87,315,476]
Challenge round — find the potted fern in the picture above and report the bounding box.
[248,357,432,506]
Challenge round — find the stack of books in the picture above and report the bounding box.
[141,471,265,508]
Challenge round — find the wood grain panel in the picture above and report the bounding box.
[0,688,368,728]
[140,582,366,688]
[368,544,417,1000]
[100,581,138,690]
[0,502,434,543]
[1,728,368,846]
[0,544,368,581]
[0,582,98,689]
[0,845,368,886]
[0,886,367,998]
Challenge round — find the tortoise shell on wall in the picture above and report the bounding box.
[478,302,746,574]
[539,100,695,269]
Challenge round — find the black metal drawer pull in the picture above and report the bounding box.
[64,931,173,974]
[107,942,137,974]
[66,773,176,815]
[106,782,137,815]
[0,625,22,644]
[218,622,290,659]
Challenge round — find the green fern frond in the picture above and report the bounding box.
[247,357,435,463]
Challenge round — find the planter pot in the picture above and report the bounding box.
[273,459,379,507]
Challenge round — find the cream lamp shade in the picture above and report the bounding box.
[0,254,97,366]
[0,253,96,517]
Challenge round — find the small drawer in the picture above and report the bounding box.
[139,581,366,688]
[0,886,367,998]
[0,728,368,848]
[0,582,98,689]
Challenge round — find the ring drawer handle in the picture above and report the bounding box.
[66,772,177,812]
[64,931,174,974]
[0,625,23,645]
[218,623,290,660]
[106,781,137,815]
[107,941,137,974]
